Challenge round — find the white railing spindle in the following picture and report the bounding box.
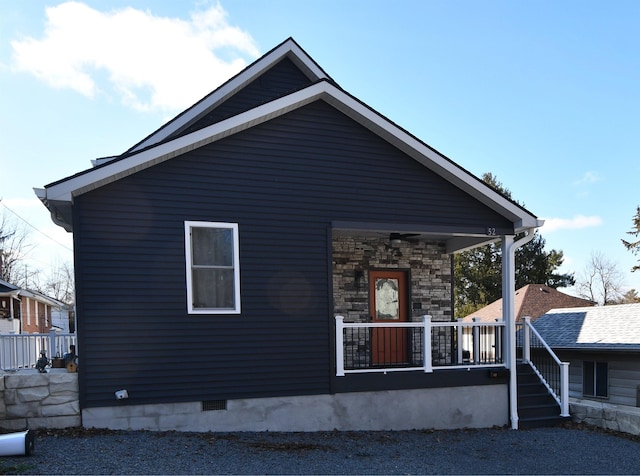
[422,315,432,373]
[456,318,464,364]
[522,317,531,362]
[335,315,345,377]
[560,362,570,417]
[472,318,480,363]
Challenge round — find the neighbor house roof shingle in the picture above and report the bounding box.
[532,303,640,350]
[462,284,595,322]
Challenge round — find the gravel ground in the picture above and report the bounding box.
[1,423,640,475]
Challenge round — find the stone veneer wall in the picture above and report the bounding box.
[332,235,452,322]
[570,398,640,436]
[0,370,80,430]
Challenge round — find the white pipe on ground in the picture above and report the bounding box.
[0,429,35,456]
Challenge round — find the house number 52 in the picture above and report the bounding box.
[486,227,496,236]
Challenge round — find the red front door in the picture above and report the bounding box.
[369,270,409,365]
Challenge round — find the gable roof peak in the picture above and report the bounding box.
[126,37,331,155]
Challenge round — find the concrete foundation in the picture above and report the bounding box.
[82,384,508,432]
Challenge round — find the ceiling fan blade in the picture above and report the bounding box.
[390,233,420,241]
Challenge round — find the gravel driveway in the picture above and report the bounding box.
[2,424,639,475]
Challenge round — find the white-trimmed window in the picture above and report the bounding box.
[185,221,240,314]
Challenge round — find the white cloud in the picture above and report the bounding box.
[10,2,259,112]
[1,197,42,209]
[541,215,603,233]
[573,171,600,186]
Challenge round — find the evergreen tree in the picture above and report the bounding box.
[454,173,574,317]
[622,206,640,272]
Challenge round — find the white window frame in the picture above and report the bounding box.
[185,221,241,314]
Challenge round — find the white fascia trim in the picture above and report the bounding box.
[43,80,541,231]
[130,39,329,153]
[91,156,118,167]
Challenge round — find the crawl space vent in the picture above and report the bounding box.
[202,400,227,411]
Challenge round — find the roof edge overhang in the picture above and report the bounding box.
[550,345,640,353]
[38,80,542,236]
[0,291,20,298]
[35,188,73,232]
[18,288,64,308]
[0,279,20,291]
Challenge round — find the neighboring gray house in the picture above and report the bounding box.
[532,303,640,407]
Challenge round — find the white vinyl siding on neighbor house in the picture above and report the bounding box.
[185,221,240,314]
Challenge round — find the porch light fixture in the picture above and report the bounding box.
[354,270,365,290]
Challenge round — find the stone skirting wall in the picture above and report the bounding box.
[570,398,640,435]
[332,235,452,322]
[0,370,80,430]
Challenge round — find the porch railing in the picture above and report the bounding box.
[518,316,569,417]
[0,330,77,370]
[335,315,505,376]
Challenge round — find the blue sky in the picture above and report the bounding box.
[1,1,639,296]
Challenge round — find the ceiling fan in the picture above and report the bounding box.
[384,233,419,255]
[388,233,420,247]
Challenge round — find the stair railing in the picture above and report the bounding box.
[521,316,570,417]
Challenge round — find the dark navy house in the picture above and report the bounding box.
[36,38,543,431]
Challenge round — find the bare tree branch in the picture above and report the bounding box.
[0,202,34,287]
[576,251,625,305]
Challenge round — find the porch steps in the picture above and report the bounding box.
[516,363,569,429]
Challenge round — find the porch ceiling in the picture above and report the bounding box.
[332,226,498,254]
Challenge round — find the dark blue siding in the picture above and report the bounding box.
[176,57,313,138]
[74,100,512,408]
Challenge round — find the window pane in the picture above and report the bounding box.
[192,269,235,309]
[192,227,233,266]
[595,362,608,397]
[583,361,595,396]
[375,278,399,319]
